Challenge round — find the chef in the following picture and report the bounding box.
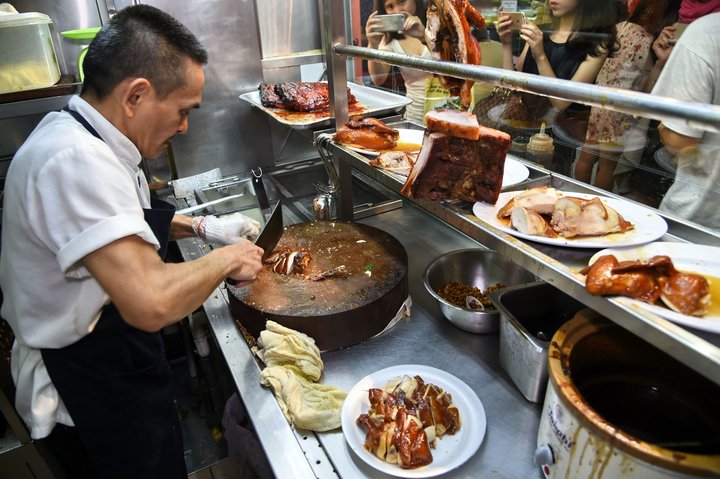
[0,5,263,478]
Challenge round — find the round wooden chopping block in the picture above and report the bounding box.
[227,221,408,350]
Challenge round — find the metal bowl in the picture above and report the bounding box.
[423,249,536,334]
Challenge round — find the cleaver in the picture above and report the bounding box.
[226,200,283,287]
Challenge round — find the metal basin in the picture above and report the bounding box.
[423,249,536,334]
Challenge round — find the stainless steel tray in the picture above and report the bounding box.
[239,82,411,129]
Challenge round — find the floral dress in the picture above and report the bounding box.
[586,22,654,143]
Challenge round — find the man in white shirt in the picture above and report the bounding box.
[652,13,720,230]
[0,5,263,478]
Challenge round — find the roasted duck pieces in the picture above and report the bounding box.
[333,117,400,150]
[580,255,711,316]
[259,82,358,112]
[264,248,312,275]
[425,0,485,107]
[355,374,460,470]
[401,109,510,204]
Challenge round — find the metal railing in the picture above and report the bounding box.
[333,44,720,134]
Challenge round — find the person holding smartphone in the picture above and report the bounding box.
[366,0,431,124]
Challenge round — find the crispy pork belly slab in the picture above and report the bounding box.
[425,0,484,107]
[497,186,563,219]
[401,125,510,204]
[551,197,633,238]
[425,109,481,140]
[510,206,558,238]
[259,82,357,112]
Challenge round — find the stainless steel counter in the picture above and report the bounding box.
[174,199,545,478]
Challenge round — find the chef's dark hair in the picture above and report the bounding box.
[81,5,208,100]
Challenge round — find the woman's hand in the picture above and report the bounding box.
[519,22,545,61]
[496,13,514,45]
[365,11,386,49]
[402,12,425,41]
[652,25,675,64]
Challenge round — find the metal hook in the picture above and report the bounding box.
[252,167,263,179]
[314,133,341,194]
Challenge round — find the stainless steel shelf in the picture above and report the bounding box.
[326,139,720,385]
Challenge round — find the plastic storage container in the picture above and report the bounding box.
[490,281,585,402]
[0,13,61,94]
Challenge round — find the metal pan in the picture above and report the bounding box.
[239,82,412,129]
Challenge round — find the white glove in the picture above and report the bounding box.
[192,213,261,245]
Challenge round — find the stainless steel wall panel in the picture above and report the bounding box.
[255,0,321,59]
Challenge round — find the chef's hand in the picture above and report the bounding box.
[225,239,264,286]
[365,11,386,48]
[402,12,425,41]
[519,22,545,61]
[192,213,261,245]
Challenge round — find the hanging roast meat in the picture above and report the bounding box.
[425,0,485,107]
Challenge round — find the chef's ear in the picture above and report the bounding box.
[122,78,152,118]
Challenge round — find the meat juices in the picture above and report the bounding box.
[401,110,511,204]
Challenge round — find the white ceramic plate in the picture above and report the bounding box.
[343,129,424,156]
[588,242,720,334]
[472,191,668,249]
[654,147,677,174]
[341,364,486,478]
[503,158,530,188]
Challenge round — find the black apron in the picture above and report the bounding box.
[41,107,186,479]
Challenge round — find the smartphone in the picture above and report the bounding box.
[505,12,526,31]
[375,14,405,33]
[668,22,689,45]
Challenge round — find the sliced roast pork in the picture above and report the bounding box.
[369,151,417,176]
[551,197,633,238]
[400,123,511,204]
[510,207,558,238]
[497,186,563,219]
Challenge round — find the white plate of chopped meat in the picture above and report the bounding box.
[341,364,486,478]
[472,189,668,249]
[587,243,720,333]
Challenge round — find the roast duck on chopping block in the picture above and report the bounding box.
[259,82,357,112]
[333,117,400,150]
[580,255,711,317]
[425,0,485,107]
[356,375,460,469]
[497,186,634,238]
[401,109,511,204]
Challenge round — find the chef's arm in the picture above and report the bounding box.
[170,214,195,240]
[659,123,701,155]
[83,235,263,332]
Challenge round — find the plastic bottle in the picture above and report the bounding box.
[526,122,554,169]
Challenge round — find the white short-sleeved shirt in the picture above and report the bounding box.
[379,39,432,125]
[0,96,160,438]
[652,13,720,230]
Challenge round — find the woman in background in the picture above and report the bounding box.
[496,0,617,173]
[574,0,680,191]
[366,0,430,124]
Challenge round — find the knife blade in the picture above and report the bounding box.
[226,200,283,287]
[254,199,283,256]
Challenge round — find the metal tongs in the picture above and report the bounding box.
[314,133,342,220]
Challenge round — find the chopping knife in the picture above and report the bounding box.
[226,200,283,287]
